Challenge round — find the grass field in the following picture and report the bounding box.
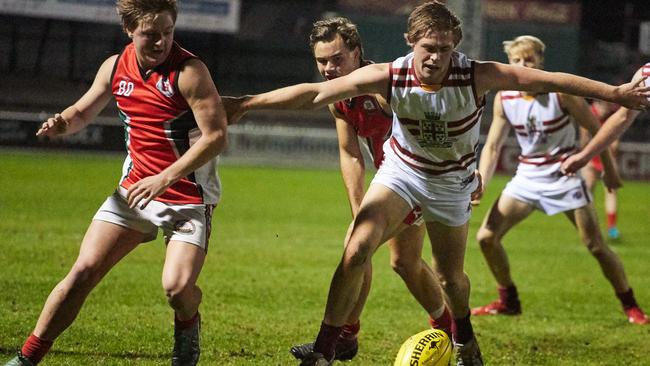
[1,149,649,366]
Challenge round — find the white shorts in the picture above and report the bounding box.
[371,150,477,227]
[93,187,215,250]
[502,173,591,215]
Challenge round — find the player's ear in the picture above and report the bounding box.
[403,33,413,47]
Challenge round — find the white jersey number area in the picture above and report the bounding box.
[117,80,135,97]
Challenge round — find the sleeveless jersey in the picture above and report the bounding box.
[500,91,576,178]
[388,51,485,179]
[111,42,220,205]
[334,94,392,169]
[642,63,650,96]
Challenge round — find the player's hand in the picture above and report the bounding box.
[127,174,172,209]
[36,113,69,137]
[221,96,249,125]
[470,170,484,205]
[561,152,589,175]
[615,76,650,110]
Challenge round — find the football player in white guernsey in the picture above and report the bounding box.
[471,35,648,325]
[224,2,650,365]
[562,64,650,174]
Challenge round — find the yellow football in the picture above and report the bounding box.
[394,328,452,366]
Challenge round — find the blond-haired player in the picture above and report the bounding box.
[224,2,650,364]
[471,35,648,326]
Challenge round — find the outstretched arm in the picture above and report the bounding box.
[560,94,621,190]
[223,64,390,124]
[475,61,650,110]
[36,55,117,137]
[561,70,646,174]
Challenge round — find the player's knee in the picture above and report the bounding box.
[343,241,373,269]
[477,228,497,250]
[440,272,469,294]
[390,255,417,279]
[585,240,608,258]
[163,278,193,303]
[67,261,104,290]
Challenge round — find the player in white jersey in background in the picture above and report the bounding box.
[471,35,648,325]
[224,2,650,365]
[562,63,650,174]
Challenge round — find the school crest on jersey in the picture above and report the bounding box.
[420,111,455,148]
[363,99,377,112]
[156,76,174,98]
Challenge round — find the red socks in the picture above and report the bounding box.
[428,307,453,337]
[607,213,617,229]
[452,312,475,344]
[341,320,360,340]
[617,288,639,310]
[21,334,53,365]
[175,312,200,330]
[313,322,343,361]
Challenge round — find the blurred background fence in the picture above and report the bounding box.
[2,0,650,178]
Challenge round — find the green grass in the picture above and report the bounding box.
[1,149,649,365]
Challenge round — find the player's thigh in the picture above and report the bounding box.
[162,240,206,289]
[75,220,144,273]
[426,221,469,278]
[564,203,602,244]
[351,183,414,248]
[479,194,534,239]
[387,223,427,264]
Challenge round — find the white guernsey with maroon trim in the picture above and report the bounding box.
[500,91,576,179]
[387,51,485,179]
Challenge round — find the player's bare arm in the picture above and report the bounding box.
[472,92,511,205]
[127,59,227,209]
[331,105,366,217]
[474,62,650,110]
[559,93,622,190]
[36,55,117,137]
[561,69,645,174]
[240,63,390,113]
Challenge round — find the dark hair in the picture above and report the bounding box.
[406,1,462,46]
[116,0,178,32]
[309,17,364,60]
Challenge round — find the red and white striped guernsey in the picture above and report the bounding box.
[500,91,576,178]
[388,51,485,178]
[111,42,220,205]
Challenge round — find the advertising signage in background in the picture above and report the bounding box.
[0,0,241,33]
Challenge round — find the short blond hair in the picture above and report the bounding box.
[503,35,545,60]
[406,1,462,46]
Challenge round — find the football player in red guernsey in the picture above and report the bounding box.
[5,1,227,365]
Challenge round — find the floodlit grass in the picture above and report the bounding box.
[1,149,649,365]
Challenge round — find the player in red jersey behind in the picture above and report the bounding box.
[580,100,622,240]
[4,1,227,365]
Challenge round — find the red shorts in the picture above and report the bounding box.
[403,206,423,225]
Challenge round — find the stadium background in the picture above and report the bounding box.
[1,0,650,179]
[1,2,650,365]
